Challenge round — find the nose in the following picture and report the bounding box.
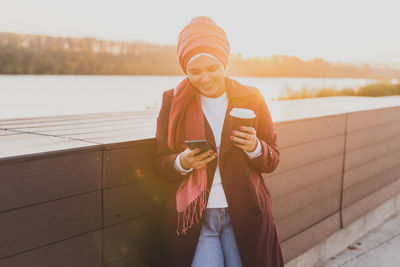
[199,73,211,84]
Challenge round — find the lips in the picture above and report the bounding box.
[199,82,213,87]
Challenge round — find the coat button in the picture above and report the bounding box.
[243,169,251,177]
[253,205,260,213]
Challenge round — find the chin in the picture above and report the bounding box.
[204,89,219,97]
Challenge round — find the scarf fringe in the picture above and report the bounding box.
[176,189,209,236]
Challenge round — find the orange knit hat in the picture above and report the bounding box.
[177,16,230,74]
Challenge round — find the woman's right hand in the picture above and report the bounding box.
[180,148,217,170]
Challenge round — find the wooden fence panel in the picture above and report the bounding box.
[102,213,160,265]
[103,143,158,188]
[0,151,102,212]
[280,213,340,262]
[0,192,102,259]
[103,179,164,227]
[0,231,102,267]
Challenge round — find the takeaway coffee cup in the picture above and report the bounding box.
[230,108,256,134]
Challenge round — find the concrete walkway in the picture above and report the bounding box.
[322,212,400,267]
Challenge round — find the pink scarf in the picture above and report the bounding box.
[167,77,209,236]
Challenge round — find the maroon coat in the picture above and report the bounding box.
[154,78,284,267]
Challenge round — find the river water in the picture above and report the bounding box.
[0,75,379,119]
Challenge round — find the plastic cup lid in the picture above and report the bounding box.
[230,108,256,119]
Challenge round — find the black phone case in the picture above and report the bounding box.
[185,140,212,154]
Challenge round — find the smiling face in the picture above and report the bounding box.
[186,55,226,98]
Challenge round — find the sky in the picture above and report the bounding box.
[1,0,399,65]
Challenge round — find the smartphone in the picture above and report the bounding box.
[184,140,213,155]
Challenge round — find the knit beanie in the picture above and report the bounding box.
[177,16,230,74]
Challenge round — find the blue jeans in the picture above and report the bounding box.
[191,208,243,267]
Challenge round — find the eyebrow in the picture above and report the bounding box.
[188,64,219,72]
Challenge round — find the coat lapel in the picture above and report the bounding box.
[219,101,233,157]
[203,114,217,151]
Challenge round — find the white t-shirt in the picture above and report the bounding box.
[174,91,262,208]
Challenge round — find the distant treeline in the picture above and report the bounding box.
[1,32,399,78]
[278,83,400,100]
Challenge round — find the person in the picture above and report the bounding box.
[154,16,284,267]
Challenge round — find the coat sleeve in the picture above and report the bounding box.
[154,90,191,182]
[245,92,280,173]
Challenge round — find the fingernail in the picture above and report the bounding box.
[214,153,218,156]
[209,150,213,154]
[230,136,234,139]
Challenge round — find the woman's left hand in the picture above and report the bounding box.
[231,126,258,152]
